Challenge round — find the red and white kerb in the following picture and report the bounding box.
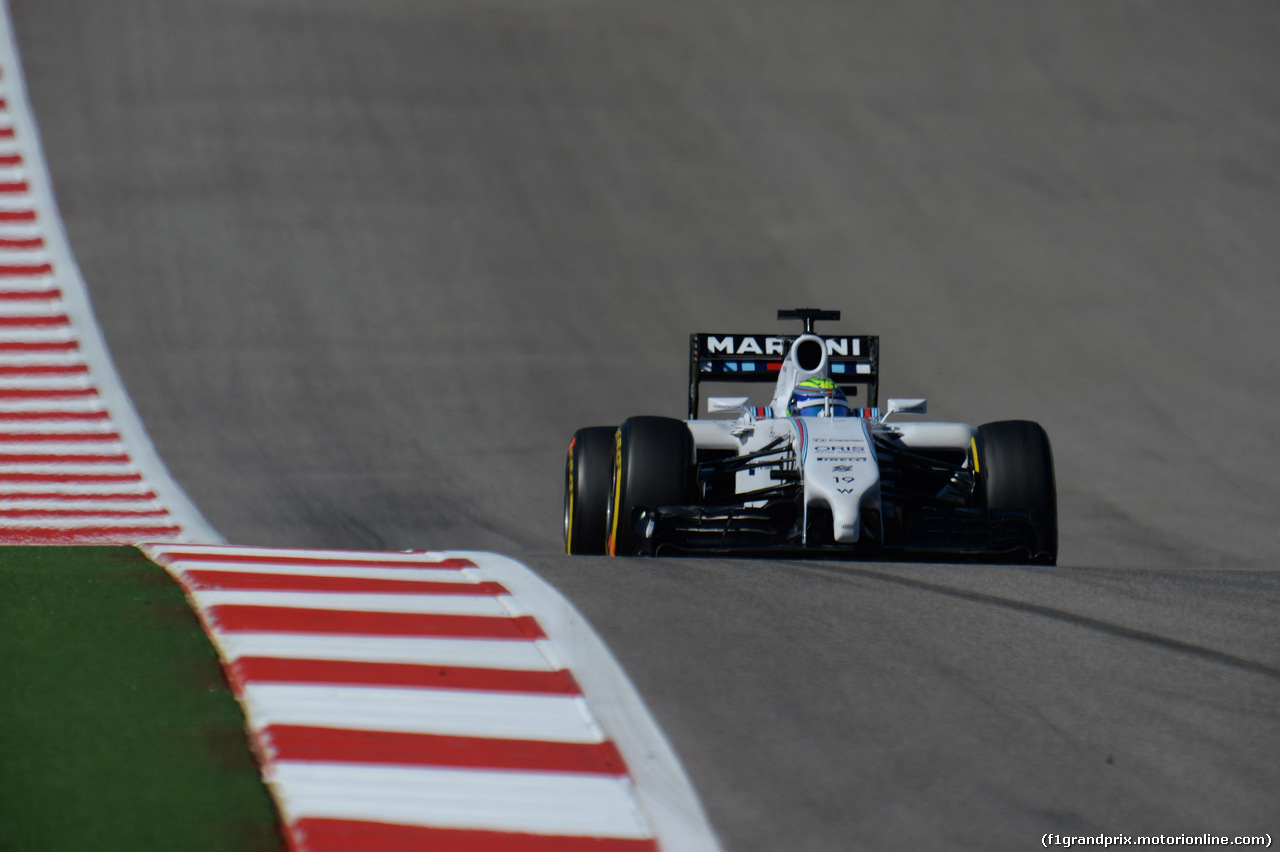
[0,55,186,543]
[144,544,667,852]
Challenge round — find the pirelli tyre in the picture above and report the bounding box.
[564,426,617,554]
[607,416,695,556]
[976,420,1058,564]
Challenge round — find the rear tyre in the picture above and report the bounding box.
[977,420,1058,564]
[607,416,694,556]
[564,426,616,554]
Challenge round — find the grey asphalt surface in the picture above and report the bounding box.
[12,0,1280,849]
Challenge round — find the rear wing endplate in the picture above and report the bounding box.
[688,332,879,418]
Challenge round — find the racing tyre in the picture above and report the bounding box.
[565,426,616,554]
[608,416,694,556]
[977,420,1058,564]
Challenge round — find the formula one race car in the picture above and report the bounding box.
[565,309,1057,564]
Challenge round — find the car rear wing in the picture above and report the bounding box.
[688,331,880,418]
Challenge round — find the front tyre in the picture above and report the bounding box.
[565,426,617,554]
[976,420,1058,564]
[607,416,694,556]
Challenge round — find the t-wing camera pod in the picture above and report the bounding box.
[777,308,841,333]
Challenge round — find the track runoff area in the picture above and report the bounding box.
[0,8,717,851]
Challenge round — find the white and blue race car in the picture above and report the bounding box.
[566,309,1057,564]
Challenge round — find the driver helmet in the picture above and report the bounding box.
[788,377,851,417]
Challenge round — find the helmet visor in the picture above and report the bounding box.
[792,398,852,417]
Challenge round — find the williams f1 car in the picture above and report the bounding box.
[565,309,1057,563]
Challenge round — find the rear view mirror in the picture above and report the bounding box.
[707,397,751,413]
[884,398,928,419]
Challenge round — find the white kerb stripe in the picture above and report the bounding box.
[0,302,63,317]
[272,762,653,839]
[0,225,41,240]
[170,561,480,583]
[0,465,140,478]
[0,499,166,512]
[0,378,93,392]
[216,633,558,672]
[0,248,46,262]
[190,589,512,617]
[0,327,74,343]
[0,412,115,428]
[0,517,173,531]
[0,482,154,497]
[0,396,101,412]
[153,544,459,564]
[0,439,123,454]
[244,683,602,743]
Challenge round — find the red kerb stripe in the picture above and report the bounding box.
[262,725,628,775]
[229,657,580,695]
[0,210,35,222]
[0,314,68,326]
[0,389,98,399]
[0,431,119,442]
[206,605,546,640]
[0,365,86,379]
[0,411,106,422]
[0,263,53,275]
[0,289,60,301]
[0,472,141,483]
[0,507,169,518]
[0,525,182,543]
[0,360,87,373]
[0,453,129,464]
[0,237,43,250]
[0,491,156,501]
[0,341,79,353]
[291,819,658,852]
[182,569,506,595]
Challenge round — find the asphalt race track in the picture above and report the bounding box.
[12,1,1280,849]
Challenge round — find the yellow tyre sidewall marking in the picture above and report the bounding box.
[565,436,577,554]
[607,427,623,556]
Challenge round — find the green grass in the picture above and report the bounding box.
[0,547,282,852]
